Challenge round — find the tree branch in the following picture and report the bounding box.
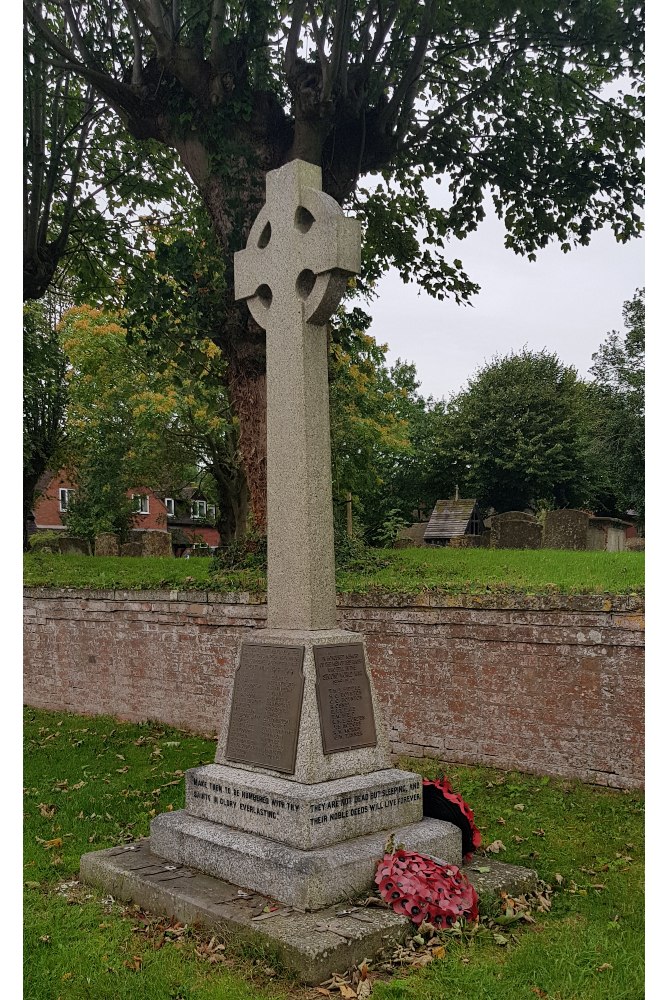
[285,0,307,77]
[122,0,144,86]
[378,0,435,135]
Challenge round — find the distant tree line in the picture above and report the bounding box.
[24,287,644,549]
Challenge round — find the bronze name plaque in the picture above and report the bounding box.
[225,643,305,774]
[314,643,378,754]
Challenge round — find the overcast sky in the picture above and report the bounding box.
[365,182,644,402]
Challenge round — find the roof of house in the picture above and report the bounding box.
[423,499,479,540]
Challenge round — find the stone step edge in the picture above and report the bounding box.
[79,839,538,985]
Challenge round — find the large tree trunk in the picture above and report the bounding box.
[226,350,267,533]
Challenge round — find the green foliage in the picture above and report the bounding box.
[210,523,267,572]
[446,349,595,512]
[23,3,194,301]
[375,509,411,548]
[58,302,247,540]
[328,307,445,542]
[23,298,69,546]
[587,289,645,518]
[28,531,63,553]
[26,2,644,307]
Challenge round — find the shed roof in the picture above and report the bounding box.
[423,499,478,540]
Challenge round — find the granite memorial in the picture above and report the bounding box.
[86,159,462,915]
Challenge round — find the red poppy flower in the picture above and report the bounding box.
[375,849,479,926]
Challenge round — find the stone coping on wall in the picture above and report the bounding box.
[23,586,644,613]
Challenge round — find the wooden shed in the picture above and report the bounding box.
[423,499,482,545]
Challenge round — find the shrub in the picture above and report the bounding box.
[29,531,63,553]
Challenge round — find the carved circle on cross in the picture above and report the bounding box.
[234,161,361,330]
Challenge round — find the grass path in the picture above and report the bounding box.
[24,709,643,999]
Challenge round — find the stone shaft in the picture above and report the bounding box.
[266,310,336,629]
[234,159,361,630]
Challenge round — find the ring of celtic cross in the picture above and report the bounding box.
[234,160,361,330]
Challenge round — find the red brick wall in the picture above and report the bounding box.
[23,589,644,789]
[33,473,169,533]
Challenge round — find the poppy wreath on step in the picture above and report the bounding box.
[375,849,479,926]
[422,777,482,862]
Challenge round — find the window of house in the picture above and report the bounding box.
[133,494,150,515]
[59,488,75,512]
[164,498,175,516]
[191,500,207,519]
[208,505,216,521]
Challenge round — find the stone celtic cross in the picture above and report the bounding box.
[235,159,361,630]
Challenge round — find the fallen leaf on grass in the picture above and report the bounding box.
[497,817,506,825]
[431,945,446,960]
[530,989,548,998]
[195,936,226,963]
[123,955,143,972]
[411,953,434,968]
[25,881,41,889]
[513,803,525,812]
[532,829,545,837]
[493,933,509,946]
[62,971,73,981]
[596,963,613,972]
[71,780,86,790]
[38,803,56,818]
[486,840,506,853]
[43,837,63,849]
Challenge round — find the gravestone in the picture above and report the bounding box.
[148,160,461,909]
[94,532,119,556]
[543,509,589,550]
[489,511,542,549]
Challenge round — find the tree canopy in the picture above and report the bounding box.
[587,287,644,518]
[25,0,645,527]
[443,348,594,513]
[23,297,69,547]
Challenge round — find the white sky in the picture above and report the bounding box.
[365,184,644,401]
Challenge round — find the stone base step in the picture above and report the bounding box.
[185,764,423,849]
[80,839,539,985]
[150,810,461,910]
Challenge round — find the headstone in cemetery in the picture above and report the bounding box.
[94,532,119,556]
[489,511,542,549]
[120,541,143,557]
[543,509,589,550]
[146,160,461,909]
[139,530,174,557]
[57,536,91,556]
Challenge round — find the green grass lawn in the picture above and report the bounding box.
[24,709,644,1000]
[24,547,644,596]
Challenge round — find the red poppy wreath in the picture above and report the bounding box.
[375,849,479,926]
[422,776,482,862]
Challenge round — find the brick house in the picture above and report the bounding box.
[32,472,221,552]
[33,470,171,535]
[157,487,221,554]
